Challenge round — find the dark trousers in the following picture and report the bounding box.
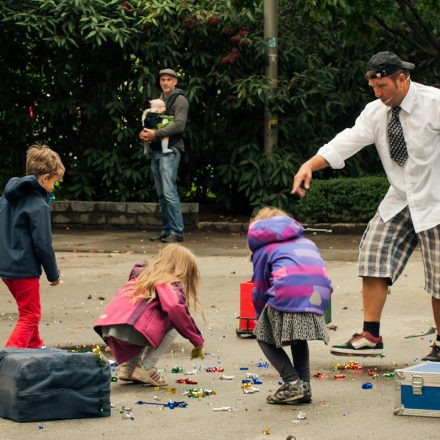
[257,339,310,383]
[2,277,44,348]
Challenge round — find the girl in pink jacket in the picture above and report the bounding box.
[94,244,204,387]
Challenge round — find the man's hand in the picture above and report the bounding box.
[139,128,156,142]
[139,129,148,142]
[291,162,313,198]
[50,279,60,286]
[291,155,329,198]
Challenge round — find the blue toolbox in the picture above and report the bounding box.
[0,348,111,422]
[394,362,440,417]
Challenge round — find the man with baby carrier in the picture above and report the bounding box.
[139,68,189,244]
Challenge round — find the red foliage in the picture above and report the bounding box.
[120,1,131,11]
[222,25,234,36]
[230,52,240,63]
[208,15,220,27]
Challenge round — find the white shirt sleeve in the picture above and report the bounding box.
[317,105,377,169]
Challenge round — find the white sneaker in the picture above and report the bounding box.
[117,363,135,381]
[131,367,168,386]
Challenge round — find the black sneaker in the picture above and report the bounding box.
[149,233,168,242]
[421,344,440,362]
[330,331,384,357]
[160,233,184,243]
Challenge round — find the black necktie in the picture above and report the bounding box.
[388,106,408,166]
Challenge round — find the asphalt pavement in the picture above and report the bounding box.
[0,227,438,439]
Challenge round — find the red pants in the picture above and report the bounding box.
[2,277,44,348]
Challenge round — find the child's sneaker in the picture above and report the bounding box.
[294,381,312,404]
[117,363,135,381]
[131,366,168,387]
[421,343,440,362]
[330,331,383,357]
[266,380,308,404]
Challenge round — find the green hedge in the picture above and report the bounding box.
[0,174,390,223]
[290,176,389,223]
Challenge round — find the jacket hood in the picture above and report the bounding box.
[248,216,304,252]
[163,88,184,99]
[3,175,45,203]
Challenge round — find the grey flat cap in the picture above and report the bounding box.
[159,68,177,78]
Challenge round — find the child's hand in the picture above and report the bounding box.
[191,346,205,360]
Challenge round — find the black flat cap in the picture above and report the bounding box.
[366,51,415,78]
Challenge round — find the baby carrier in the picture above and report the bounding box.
[144,90,184,150]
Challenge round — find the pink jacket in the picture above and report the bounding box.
[94,279,204,351]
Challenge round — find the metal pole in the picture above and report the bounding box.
[263,0,278,153]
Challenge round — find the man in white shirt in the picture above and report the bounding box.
[291,51,440,362]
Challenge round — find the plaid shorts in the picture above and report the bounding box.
[358,207,440,298]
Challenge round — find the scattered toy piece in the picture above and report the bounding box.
[219,375,235,380]
[205,367,224,373]
[136,400,188,409]
[183,388,216,398]
[257,362,269,368]
[153,387,176,394]
[334,374,346,379]
[243,386,260,394]
[176,378,198,384]
[313,372,328,379]
[297,411,306,420]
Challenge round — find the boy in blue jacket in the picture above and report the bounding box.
[0,144,65,348]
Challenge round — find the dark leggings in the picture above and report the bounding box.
[257,339,310,383]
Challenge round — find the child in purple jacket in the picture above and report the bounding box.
[94,244,204,386]
[248,207,333,404]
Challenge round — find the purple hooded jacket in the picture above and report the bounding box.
[248,216,332,318]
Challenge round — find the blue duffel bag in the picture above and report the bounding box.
[0,348,111,422]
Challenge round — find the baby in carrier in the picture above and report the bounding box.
[141,98,175,155]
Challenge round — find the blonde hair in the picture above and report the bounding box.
[134,244,203,315]
[248,207,293,257]
[251,206,289,223]
[26,143,65,179]
[149,99,166,112]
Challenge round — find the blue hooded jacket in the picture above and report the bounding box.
[248,216,332,318]
[0,175,59,282]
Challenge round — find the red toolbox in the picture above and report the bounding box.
[236,281,256,337]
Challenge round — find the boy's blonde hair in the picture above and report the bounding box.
[26,143,65,179]
[134,244,203,315]
[251,206,289,223]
